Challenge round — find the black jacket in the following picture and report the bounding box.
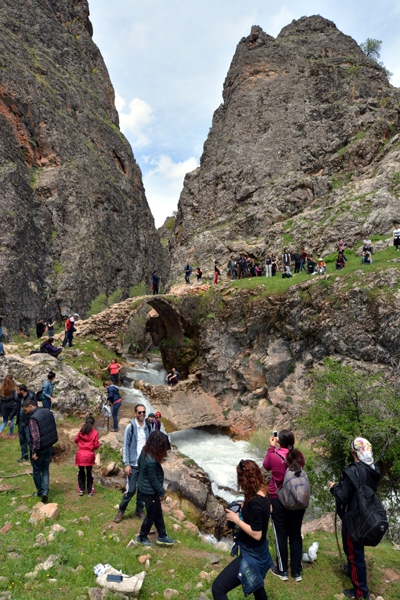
[29,407,58,450]
[330,461,381,519]
[0,391,17,419]
[16,390,35,426]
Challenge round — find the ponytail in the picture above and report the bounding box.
[80,416,95,435]
[278,429,303,471]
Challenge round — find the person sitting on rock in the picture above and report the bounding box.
[282,265,293,279]
[43,337,63,358]
[312,258,326,275]
[166,368,179,386]
[336,253,346,270]
[307,257,317,274]
[362,250,373,265]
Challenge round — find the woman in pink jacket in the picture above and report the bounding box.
[263,430,305,583]
[74,417,99,496]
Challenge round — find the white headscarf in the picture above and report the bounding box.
[353,437,374,466]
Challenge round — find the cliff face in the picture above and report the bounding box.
[0,0,164,330]
[169,16,400,281]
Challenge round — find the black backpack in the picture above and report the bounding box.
[35,390,43,403]
[343,465,388,547]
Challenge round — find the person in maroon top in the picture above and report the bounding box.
[263,430,306,582]
[74,417,100,496]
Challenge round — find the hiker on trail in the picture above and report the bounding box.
[16,384,36,462]
[46,319,56,337]
[41,371,56,410]
[137,431,175,546]
[0,374,18,438]
[166,368,179,386]
[74,416,99,497]
[196,267,203,282]
[102,358,123,385]
[214,261,221,284]
[330,437,382,600]
[62,313,79,348]
[114,403,151,524]
[184,263,192,284]
[393,225,400,251]
[338,238,347,261]
[24,396,58,503]
[36,318,46,339]
[212,459,273,600]
[103,380,122,432]
[43,337,63,358]
[263,430,306,583]
[152,270,160,295]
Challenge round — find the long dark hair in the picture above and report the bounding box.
[237,459,267,504]
[278,429,303,471]
[0,374,16,397]
[80,416,95,435]
[143,431,169,463]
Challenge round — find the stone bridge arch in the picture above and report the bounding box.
[75,295,187,358]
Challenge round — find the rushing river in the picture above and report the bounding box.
[121,360,257,501]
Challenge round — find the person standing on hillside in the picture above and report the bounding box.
[338,238,347,261]
[15,384,36,462]
[265,254,272,278]
[0,374,18,438]
[103,380,123,431]
[102,358,123,385]
[184,262,192,284]
[300,248,307,272]
[228,257,236,280]
[152,270,160,295]
[282,249,291,269]
[329,438,380,600]
[74,416,99,496]
[62,313,79,348]
[114,403,151,523]
[36,318,46,339]
[46,319,55,337]
[24,396,58,503]
[393,225,400,251]
[41,371,56,410]
[214,261,221,284]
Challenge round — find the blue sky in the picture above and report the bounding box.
[89,0,400,227]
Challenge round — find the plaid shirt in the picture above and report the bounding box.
[29,419,41,453]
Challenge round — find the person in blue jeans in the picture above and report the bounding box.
[0,374,18,438]
[103,381,123,431]
[24,397,58,503]
[16,385,36,462]
[41,371,56,410]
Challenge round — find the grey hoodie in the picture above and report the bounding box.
[122,418,151,466]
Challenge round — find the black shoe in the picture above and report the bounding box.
[17,457,28,463]
[343,590,370,600]
[41,495,48,504]
[271,566,288,581]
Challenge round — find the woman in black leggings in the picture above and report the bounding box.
[212,460,274,600]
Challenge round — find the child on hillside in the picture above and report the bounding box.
[74,416,99,496]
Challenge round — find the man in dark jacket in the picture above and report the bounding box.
[23,398,58,503]
[16,385,36,462]
[113,403,151,523]
[329,437,380,600]
[152,270,160,295]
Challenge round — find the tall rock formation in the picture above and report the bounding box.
[0,0,164,330]
[169,16,400,280]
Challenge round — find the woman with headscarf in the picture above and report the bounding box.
[212,459,273,600]
[329,437,381,600]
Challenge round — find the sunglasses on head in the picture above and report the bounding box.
[137,410,146,415]
[239,460,246,471]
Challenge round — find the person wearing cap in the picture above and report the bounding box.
[329,438,381,600]
[62,313,79,348]
[147,413,157,432]
[154,412,162,431]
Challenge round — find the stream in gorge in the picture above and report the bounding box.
[120,358,257,501]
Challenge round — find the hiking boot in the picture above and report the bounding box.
[271,566,288,581]
[136,535,153,546]
[156,535,176,546]
[343,590,371,600]
[293,574,302,582]
[135,510,145,519]
[114,511,124,523]
[41,494,48,504]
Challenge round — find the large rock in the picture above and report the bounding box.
[95,566,146,596]
[168,16,399,282]
[0,0,165,330]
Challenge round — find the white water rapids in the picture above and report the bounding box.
[121,360,258,501]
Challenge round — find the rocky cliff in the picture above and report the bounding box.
[169,15,400,281]
[0,0,164,330]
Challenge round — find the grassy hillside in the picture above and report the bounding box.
[0,428,399,600]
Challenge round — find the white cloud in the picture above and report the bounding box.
[268,6,297,35]
[114,90,126,112]
[118,97,154,148]
[143,155,199,226]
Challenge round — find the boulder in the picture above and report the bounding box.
[95,566,146,596]
[29,502,59,524]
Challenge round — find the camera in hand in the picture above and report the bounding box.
[226,500,241,529]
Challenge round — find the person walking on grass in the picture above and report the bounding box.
[103,381,123,432]
[62,313,79,348]
[0,374,18,438]
[41,371,56,410]
[137,430,175,546]
[114,403,151,524]
[102,358,123,386]
[24,396,58,504]
[74,416,99,496]
[16,384,36,462]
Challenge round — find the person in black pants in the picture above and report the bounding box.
[263,430,306,581]
[329,437,380,600]
[212,460,274,600]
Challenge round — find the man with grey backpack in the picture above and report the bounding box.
[263,430,309,583]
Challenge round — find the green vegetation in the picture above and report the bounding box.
[129,283,151,297]
[88,289,124,316]
[301,358,400,540]
[360,38,393,78]
[53,259,63,275]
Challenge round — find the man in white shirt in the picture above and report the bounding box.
[114,403,151,523]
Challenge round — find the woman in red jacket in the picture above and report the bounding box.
[74,417,99,496]
[263,430,306,582]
